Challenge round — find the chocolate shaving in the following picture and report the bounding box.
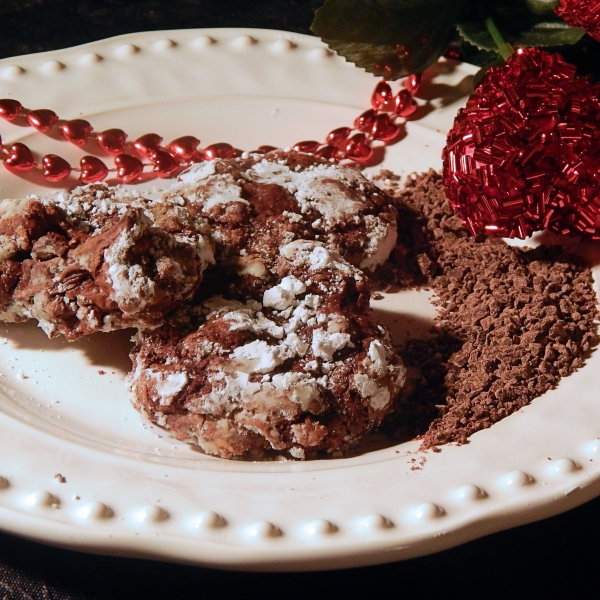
[380,170,599,448]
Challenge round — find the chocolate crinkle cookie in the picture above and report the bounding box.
[128,241,407,459]
[161,150,398,295]
[0,184,214,340]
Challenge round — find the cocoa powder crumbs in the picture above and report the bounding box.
[377,171,599,449]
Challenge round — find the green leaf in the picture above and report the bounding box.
[523,0,559,15]
[456,21,497,52]
[513,21,585,46]
[311,0,466,80]
[457,17,585,54]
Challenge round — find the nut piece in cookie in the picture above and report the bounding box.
[128,241,406,459]
[0,184,214,340]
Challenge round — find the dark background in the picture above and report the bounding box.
[1,1,599,598]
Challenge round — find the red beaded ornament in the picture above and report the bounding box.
[442,47,600,239]
[556,0,600,43]
[0,77,420,184]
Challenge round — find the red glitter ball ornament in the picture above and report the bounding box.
[442,47,600,239]
[556,0,600,43]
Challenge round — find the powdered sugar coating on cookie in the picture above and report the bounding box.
[128,241,406,459]
[0,184,214,339]
[162,150,398,273]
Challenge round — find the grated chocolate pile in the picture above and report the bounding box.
[380,171,599,448]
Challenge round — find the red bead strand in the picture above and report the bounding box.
[0,75,419,183]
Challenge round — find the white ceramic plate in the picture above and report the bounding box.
[0,28,600,571]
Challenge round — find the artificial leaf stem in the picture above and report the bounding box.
[485,17,514,60]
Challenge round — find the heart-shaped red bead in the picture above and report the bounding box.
[80,156,108,183]
[61,119,93,146]
[203,143,240,160]
[168,136,200,161]
[293,140,320,153]
[134,133,163,158]
[97,128,127,155]
[0,99,23,121]
[403,73,422,94]
[4,143,36,171]
[42,154,71,182]
[326,127,351,147]
[27,109,58,132]
[354,109,376,132]
[150,150,179,177]
[371,81,393,110]
[344,134,373,163]
[394,90,417,118]
[114,153,143,184]
[371,113,400,141]
[256,145,277,153]
[315,145,339,160]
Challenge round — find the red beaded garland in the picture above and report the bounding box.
[0,77,419,183]
[442,47,600,239]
